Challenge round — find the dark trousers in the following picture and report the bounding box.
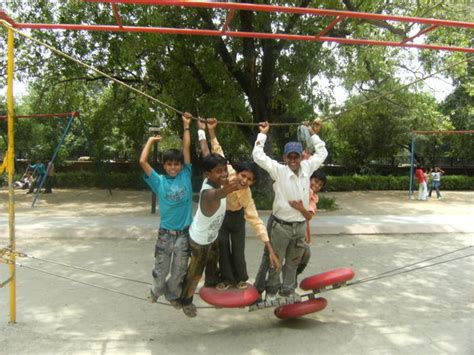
[218,208,248,284]
[180,238,219,305]
[44,176,55,193]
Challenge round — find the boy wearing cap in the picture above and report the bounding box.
[252,120,327,300]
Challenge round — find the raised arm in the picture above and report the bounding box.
[198,119,210,158]
[182,112,191,164]
[306,119,328,172]
[252,122,279,179]
[207,118,224,157]
[139,135,161,176]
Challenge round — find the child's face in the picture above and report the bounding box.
[284,152,302,173]
[206,164,229,186]
[235,170,255,189]
[310,177,324,193]
[163,160,183,177]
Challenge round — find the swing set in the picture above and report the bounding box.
[408,129,474,199]
[0,112,80,207]
[1,1,473,323]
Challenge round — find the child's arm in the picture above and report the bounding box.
[182,112,192,164]
[200,179,239,216]
[289,200,315,221]
[207,119,225,157]
[198,119,210,158]
[139,135,161,176]
[241,194,281,271]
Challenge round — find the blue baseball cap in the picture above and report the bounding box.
[283,141,303,156]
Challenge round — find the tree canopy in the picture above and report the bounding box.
[1,0,473,167]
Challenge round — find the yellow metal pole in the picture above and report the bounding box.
[6,26,17,324]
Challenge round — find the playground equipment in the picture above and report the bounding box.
[1,2,472,324]
[0,112,80,207]
[408,130,474,198]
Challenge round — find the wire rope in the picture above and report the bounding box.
[351,245,473,284]
[1,244,472,310]
[347,253,474,286]
[7,248,151,286]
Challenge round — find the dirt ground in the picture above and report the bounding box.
[0,189,473,354]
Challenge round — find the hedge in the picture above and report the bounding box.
[9,172,472,210]
[11,171,474,190]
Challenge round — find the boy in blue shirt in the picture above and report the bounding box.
[139,112,193,310]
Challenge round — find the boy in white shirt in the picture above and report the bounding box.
[252,120,327,300]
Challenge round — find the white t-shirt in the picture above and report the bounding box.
[189,179,227,245]
[431,172,442,182]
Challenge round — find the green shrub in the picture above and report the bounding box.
[252,188,274,210]
[317,195,338,211]
[47,171,473,192]
[326,175,473,191]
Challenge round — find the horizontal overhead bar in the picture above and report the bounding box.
[14,23,474,53]
[83,1,474,29]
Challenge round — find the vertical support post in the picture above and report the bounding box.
[6,26,17,324]
[409,134,416,199]
[32,114,75,207]
[151,142,158,214]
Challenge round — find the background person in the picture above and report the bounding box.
[428,166,445,199]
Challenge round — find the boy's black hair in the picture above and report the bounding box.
[201,153,228,172]
[310,170,327,187]
[232,161,259,181]
[162,149,184,164]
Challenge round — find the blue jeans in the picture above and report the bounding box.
[429,181,441,198]
[151,229,190,302]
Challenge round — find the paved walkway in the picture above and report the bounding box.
[1,190,472,238]
[0,189,472,354]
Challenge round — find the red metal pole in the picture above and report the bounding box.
[315,16,344,37]
[401,25,439,44]
[16,23,474,53]
[111,3,124,28]
[82,1,474,29]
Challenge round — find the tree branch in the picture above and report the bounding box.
[342,0,408,39]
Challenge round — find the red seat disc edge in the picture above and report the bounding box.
[274,298,328,319]
[300,268,355,291]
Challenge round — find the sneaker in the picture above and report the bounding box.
[279,291,301,302]
[147,290,158,303]
[265,293,278,302]
[216,282,231,291]
[182,303,197,318]
[169,299,182,310]
[236,281,249,290]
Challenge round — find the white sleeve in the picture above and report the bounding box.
[306,134,328,172]
[252,133,279,180]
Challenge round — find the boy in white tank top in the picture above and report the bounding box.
[180,126,239,317]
